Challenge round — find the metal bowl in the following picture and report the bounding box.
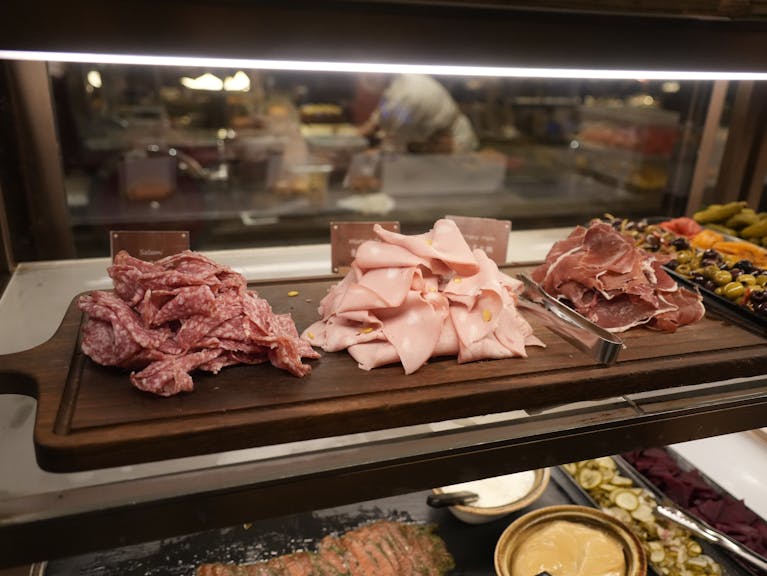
[494,504,647,576]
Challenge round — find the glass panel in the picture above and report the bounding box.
[48,62,714,257]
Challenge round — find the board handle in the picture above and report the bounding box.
[0,349,40,397]
[0,299,83,399]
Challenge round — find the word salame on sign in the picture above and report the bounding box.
[110,230,190,262]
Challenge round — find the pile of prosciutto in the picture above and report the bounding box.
[78,250,318,396]
[531,221,704,332]
[302,219,543,374]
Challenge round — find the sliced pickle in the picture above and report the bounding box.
[610,475,633,486]
[565,457,721,576]
[578,468,603,489]
[650,548,666,563]
[594,456,617,470]
[631,504,654,523]
[613,489,640,511]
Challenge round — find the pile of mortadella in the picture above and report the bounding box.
[302,219,543,374]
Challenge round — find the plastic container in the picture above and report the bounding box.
[119,153,177,202]
[380,152,506,196]
[273,162,333,207]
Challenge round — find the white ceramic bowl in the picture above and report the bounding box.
[432,468,550,525]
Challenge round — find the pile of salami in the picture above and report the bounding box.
[78,250,318,396]
[531,221,704,332]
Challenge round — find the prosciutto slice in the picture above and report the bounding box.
[531,221,704,332]
[303,219,543,374]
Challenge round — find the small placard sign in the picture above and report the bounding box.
[330,221,399,273]
[446,215,511,264]
[110,230,190,262]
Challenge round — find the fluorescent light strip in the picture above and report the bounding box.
[1,49,766,80]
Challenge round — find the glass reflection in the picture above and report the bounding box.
[48,63,709,257]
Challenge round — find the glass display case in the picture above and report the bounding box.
[46,65,728,256]
[1,1,767,573]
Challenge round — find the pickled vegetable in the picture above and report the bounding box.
[693,201,747,225]
[565,458,721,576]
[722,282,746,300]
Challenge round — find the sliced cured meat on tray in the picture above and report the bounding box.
[1,260,767,472]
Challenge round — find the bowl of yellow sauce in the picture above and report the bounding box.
[494,505,646,576]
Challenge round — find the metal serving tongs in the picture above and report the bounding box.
[516,273,625,365]
[655,502,767,572]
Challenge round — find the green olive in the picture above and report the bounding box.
[675,250,693,264]
[723,281,746,300]
[750,284,764,293]
[713,270,732,285]
[757,275,767,286]
[704,265,720,279]
[739,274,757,285]
[714,287,724,296]
[675,263,692,276]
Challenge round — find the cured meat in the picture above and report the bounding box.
[532,221,704,332]
[659,216,702,238]
[196,520,455,576]
[78,250,318,396]
[302,219,543,374]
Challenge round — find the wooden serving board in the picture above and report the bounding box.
[2,266,767,472]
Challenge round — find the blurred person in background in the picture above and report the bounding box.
[358,74,478,154]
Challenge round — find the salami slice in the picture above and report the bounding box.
[78,250,316,396]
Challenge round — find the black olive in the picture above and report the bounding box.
[749,290,767,304]
[735,260,755,273]
[665,259,679,270]
[754,301,767,316]
[611,220,623,231]
[703,280,717,292]
[730,268,743,279]
[671,237,690,250]
[645,235,661,250]
[702,249,720,261]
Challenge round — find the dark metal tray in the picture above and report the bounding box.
[41,468,589,576]
[665,267,767,336]
[620,448,767,576]
[559,457,754,576]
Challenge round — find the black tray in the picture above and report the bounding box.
[559,457,755,576]
[620,448,767,576]
[42,469,592,576]
[664,267,767,336]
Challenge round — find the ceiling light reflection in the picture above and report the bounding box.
[1,50,766,81]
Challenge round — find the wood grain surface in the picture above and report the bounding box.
[1,266,766,472]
